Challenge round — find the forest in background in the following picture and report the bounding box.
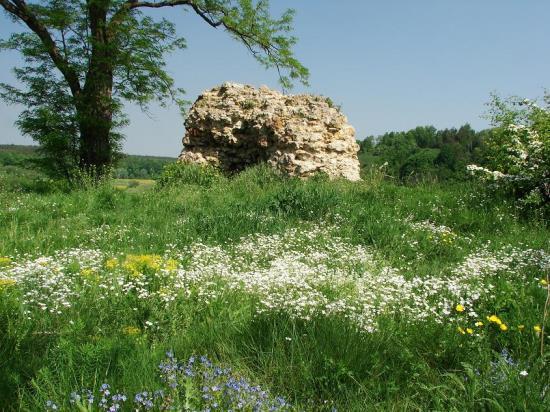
[358,124,490,181]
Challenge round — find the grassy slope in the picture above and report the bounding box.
[0,166,548,411]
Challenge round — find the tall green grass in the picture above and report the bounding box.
[0,164,548,411]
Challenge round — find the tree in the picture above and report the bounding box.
[373,131,417,176]
[400,148,439,181]
[407,126,437,149]
[0,0,309,177]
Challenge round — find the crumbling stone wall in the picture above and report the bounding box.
[178,83,361,181]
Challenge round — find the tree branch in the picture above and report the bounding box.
[116,0,265,47]
[112,1,225,28]
[0,0,81,96]
[127,0,193,9]
[108,0,308,88]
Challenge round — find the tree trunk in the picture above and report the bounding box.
[77,1,114,176]
[77,87,113,174]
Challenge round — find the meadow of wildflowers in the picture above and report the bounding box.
[0,165,549,410]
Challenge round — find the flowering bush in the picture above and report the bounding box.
[468,93,549,215]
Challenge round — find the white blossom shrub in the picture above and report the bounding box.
[468,93,549,215]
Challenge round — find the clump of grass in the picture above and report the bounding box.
[156,162,224,188]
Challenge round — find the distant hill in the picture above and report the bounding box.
[0,144,176,179]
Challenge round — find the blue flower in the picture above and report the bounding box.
[46,400,58,410]
[275,396,287,406]
[55,352,291,412]
[70,392,81,403]
[200,355,212,367]
[111,393,127,402]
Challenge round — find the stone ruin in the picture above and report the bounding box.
[178,83,361,181]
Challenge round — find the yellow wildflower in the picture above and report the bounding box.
[105,258,118,270]
[475,321,484,327]
[165,259,179,271]
[518,325,525,331]
[123,254,162,276]
[81,268,100,282]
[0,257,12,267]
[457,327,466,335]
[122,326,141,336]
[455,304,465,313]
[0,278,16,289]
[487,315,502,325]
[534,325,542,333]
[466,328,474,335]
[540,279,548,286]
[500,324,508,332]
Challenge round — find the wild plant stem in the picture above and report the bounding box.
[541,271,549,356]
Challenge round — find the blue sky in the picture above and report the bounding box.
[1,0,549,156]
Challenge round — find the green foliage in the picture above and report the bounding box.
[126,180,139,188]
[359,124,486,182]
[0,145,63,193]
[0,145,38,168]
[114,154,175,179]
[0,39,81,177]
[265,178,339,219]
[322,95,342,111]
[211,0,309,90]
[400,148,440,182]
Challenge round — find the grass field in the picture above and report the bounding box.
[0,165,548,411]
[113,179,156,193]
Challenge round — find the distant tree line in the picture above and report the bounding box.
[113,155,175,180]
[358,124,491,181]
